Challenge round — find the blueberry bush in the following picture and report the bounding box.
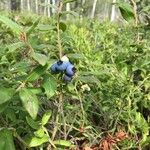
[0,1,150,150]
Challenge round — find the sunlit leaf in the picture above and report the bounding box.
[0,15,22,35]
[28,88,42,95]
[53,140,72,147]
[31,52,48,66]
[42,74,57,98]
[42,110,52,126]
[28,135,49,147]
[34,128,45,138]
[19,88,39,119]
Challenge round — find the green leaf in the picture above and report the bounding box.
[0,129,16,150]
[37,24,55,31]
[59,22,67,32]
[0,102,9,113]
[42,74,57,98]
[42,110,52,126]
[19,88,39,119]
[68,53,84,59]
[78,76,100,84]
[31,52,48,66]
[61,11,78,17]
[34,128,45,138]
[26,17,41,36]
[0,88,14,105]
[0,16,22,35]
[135,112,149,144]
[28,88,42,95]
[26,116,40,129]
[63,0,77,4]
[6,42,24,53]
[28,135,49,147]
[53,140,72,147]
[118,2,134,21]
[26,64,48,82]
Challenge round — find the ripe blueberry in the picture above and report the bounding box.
[63,74,72,82]
[51,63,58,73]
[66,64,76,77]
[56,60,70,71]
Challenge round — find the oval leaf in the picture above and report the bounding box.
[42,110,52,126]
[53,140,72,147]
[31,52,48,66]
[19,88,39,119]
[28,135,49,147]
[42,74,57,98]
[0,88,14,105]
[0,16,22,35]
[59,22,67,32]
[26,64,48,82]
[34,128,45,138]
[118,2,134,21]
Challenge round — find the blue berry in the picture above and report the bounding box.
[51,63,58,73]
[66,64,76,76]
[64,74,72,82]
[56,60,70,71]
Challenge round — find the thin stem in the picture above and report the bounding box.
[60,92,67,140]
[131,0,138,27]
[56,1,63,59]
[75,83,85,127]
[51,106,59,140]
[51,91,62,140]
[15,132,29,148]
[51,1,66,141]
[43,126,56,148]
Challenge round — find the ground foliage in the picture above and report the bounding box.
[0,6,150,150]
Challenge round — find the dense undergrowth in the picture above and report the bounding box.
[0,11,150,150]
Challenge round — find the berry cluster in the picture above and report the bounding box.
[50,57,76,82]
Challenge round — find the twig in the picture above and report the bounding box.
[16,81,26,92]
[43,127,56,149]
[56,1,63,59]
[51,104,59,140]
[131,0,138,27]
[60,92,67,140]
[75,82,85,127]
[14,132,29,149]
[51,1,67,141]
